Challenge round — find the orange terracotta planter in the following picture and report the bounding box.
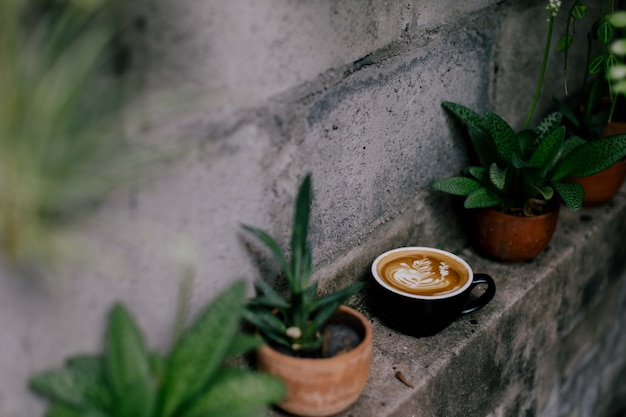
[256,305,372,417]
[473,206,560,262]
[571,159,626,207]
[571,121,626,207]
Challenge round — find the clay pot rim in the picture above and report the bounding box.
[257,305,373,365]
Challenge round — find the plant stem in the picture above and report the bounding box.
[525,16,555,129]
[563,3,576,96]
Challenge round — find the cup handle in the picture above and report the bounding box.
[460,273,496,315]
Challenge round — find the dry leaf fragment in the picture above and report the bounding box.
[395,371,414,388]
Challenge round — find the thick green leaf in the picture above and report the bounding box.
[463,188,501,209]
[180,369,285,417]
[516,129,538,155]
[552,181,584,211]
[45,403,82,417]
[533,112,562,140]
[242,225,292,283]
[250,280,289,310]
[243,308,287,336]
[531,184,554,201]
[225,334,264,359]
[105,304,155,417]
[559,136,587,159]
[442,101,488,136]
[160,281,246,417]
[291,174,312,293]
[309,282,363,313]
[303,280,319,305]
[489,163,507,190]
[432,177,483,196]
[553,99,581,129]
[305,302,339,348]
[529,126,564,173]
[293,243,312,294]
[552,134,626,180]
[442,101,498,165]
[511,153,535,169]
[485,112,517,161]
[466,166,488,183]
[29,356,112,412]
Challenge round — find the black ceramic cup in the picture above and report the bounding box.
[371,247,496,337]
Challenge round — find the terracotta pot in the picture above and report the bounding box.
[473,206,560,262]
[571,159,626,207]
[256,305,372,417]
[571,121,626,206]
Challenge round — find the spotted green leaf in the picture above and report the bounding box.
[464,187,501,209]
[180,369,285,417]
[530,126,564,175]
[432,177,483,196]
[489,163,507,190]
[552,134,626,180]
[442,101,499,165]
[552,181,584,212]
[160,281,246,417]
[485,112,517,161]
[106,304,155,417]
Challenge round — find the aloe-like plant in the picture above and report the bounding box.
[242,174,363,357]
[432,101,626,214]
[29,281,285,417]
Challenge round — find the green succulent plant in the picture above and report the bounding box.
[432,101,626,214]
[242,174,363,357]
[29,281,285,417]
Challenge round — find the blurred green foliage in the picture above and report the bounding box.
[0,0,144,269]
[29,281,286,417]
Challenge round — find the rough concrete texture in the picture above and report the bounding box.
[1,0,621,415]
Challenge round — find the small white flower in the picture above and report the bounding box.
[286,326,302,339]
[546,0,561,17]
[291,343,301,351]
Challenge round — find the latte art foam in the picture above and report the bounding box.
[379,253,468,296]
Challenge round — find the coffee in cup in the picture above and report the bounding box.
[371,247,495,336]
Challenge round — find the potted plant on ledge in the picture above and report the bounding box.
[29,281,285,417]
[556,2,626,205]
[432,0,626,262]
[242,174,372,417]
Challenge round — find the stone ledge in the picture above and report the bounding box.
[266,187,626,417]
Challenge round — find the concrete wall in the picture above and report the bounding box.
[0,0,612,416]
